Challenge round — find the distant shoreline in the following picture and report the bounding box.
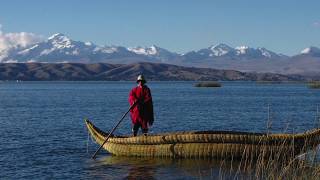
[0,80,312,83]
[0,62,315,81]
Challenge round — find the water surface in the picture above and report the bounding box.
[1,81,319,179]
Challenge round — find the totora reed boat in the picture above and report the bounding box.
[85,119,320,159]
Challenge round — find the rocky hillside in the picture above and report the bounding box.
[0,62,307,81]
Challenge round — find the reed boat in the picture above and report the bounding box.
[85,119,320,159]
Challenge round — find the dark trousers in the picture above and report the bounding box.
[132,123,148,136]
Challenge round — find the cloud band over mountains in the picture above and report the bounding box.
[0,24,44,52]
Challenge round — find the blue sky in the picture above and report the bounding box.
[0,0,319,55]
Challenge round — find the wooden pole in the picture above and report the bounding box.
[91,101,137,159]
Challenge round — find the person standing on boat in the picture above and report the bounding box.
[129,74,154,136]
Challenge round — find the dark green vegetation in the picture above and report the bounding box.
[308,81,320,89]
[0,62,308,81]
[194,81,221,87]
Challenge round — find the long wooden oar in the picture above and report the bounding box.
[91,101,138,159]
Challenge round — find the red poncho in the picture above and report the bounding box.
[129,85,154,129]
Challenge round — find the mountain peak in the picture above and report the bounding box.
[235,45,250,50]
[127,45,159,55]
[211,43,232,49]
[85,42,94,46]
[235,46,250,55]
[301,46,320,54]
[48,33,67,40]
[208,43,234,56]
[47,33,73,49]
[150,44,159,49]
[257,47,277,58]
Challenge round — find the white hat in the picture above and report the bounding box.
[136,74,146,83]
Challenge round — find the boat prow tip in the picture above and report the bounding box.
[84,118,91,124]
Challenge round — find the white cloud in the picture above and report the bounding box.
[0,24,44,52]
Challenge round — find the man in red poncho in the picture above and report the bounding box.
[129,75,154,136]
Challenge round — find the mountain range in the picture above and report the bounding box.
[0,62,307,81]
[1,33,320,76]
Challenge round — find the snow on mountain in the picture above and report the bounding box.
[0,30,44,62]
[48,33,73,49]
[235,46,249,55]
[234,46,280,58]
[128,46,158,55]
[209,43,235,56]
[182,43,282,61]
[127,45,179,61]
[301,48,311,54]
[0,32,317,65]
[300,46,320,57]
[182,43,234,61]
[9,33,98,62]
[0,33,181,63]
[0,33,142,63]
[258,48,273,58]
[93,46,118,54]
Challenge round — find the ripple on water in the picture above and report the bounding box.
[1,81,320,179]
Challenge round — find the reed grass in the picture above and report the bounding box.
[217,105,320,179]
[215,140,320,179]
[308,81,320,89]
[194,81,221,87]
[214,118,320,180]
[256,81,305,84]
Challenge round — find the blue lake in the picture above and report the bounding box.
[1,81,320,179]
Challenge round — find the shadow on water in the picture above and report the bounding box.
[84,145,320,180]
[85,155,253,179]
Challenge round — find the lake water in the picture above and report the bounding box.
[1,81,320,179]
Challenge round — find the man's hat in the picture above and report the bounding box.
[136,74,146,83]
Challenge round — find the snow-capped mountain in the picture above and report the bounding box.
[17,33,98,62]
[127,45,158,56]
[2,33,143,63]
[182,43,284,62]
[300,46,320,57]
[234,46,283,58]
[0,33,319,76]
[209,43,235,56]
[0,33,179,63]
[127,45,179,62]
